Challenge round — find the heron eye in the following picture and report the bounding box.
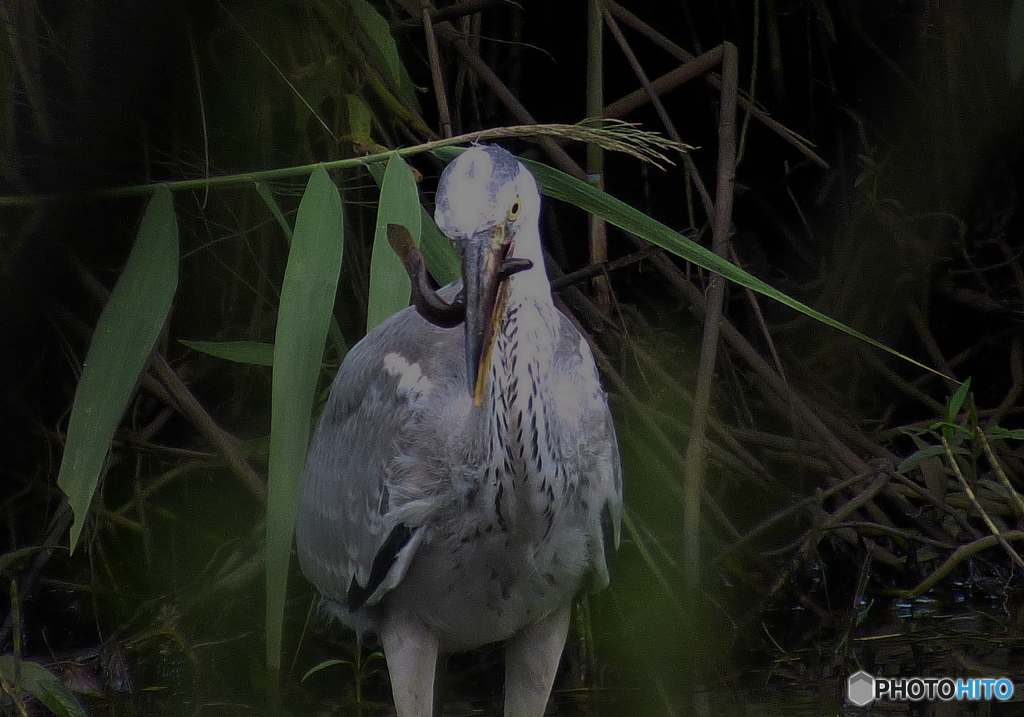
[507,199,521,221]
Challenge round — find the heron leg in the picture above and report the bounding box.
[380,611,440,717]
[503,604,571,717]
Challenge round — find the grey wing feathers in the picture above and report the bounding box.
[553,312,623,590]
[295,306,442,611]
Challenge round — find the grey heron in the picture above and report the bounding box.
[295,145,622,716]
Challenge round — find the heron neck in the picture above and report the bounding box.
[478,279,562,533]
[484,267,560,438]
[507,225,551,306]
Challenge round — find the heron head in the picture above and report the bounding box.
[434,145,542,406]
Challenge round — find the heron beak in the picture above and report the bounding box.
[463,224,510,406]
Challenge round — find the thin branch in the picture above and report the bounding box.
[644,249,871,477]
[603,46,724,120]
[148,353,267,503]
[682,42,739,589]
[897,530,1024,599]
[942,435,1024,571]
[421,0,453,138]
[550,245,663,290]
[398,0,508,27]
[601,4,715,225]
[587,0,610,313]
[604,0,828,169]
[975,427,1024,520]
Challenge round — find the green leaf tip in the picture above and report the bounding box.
[265,165,344,675]
[57,187,179,553]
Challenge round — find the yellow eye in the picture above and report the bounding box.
[507,199,521,220]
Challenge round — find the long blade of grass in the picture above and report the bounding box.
[180,339,275,367]
[367,154,420,331]
[530,158,946,377]
[465,147,951,381]
[266,165,344,676]
[57,187,179,552]
[255,179,347,357]
[433,145,947,379]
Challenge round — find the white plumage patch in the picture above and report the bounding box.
[383,352,432,401]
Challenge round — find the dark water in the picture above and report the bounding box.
[9,511,1021,717]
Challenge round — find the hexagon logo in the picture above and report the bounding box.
[848,670,875,706]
